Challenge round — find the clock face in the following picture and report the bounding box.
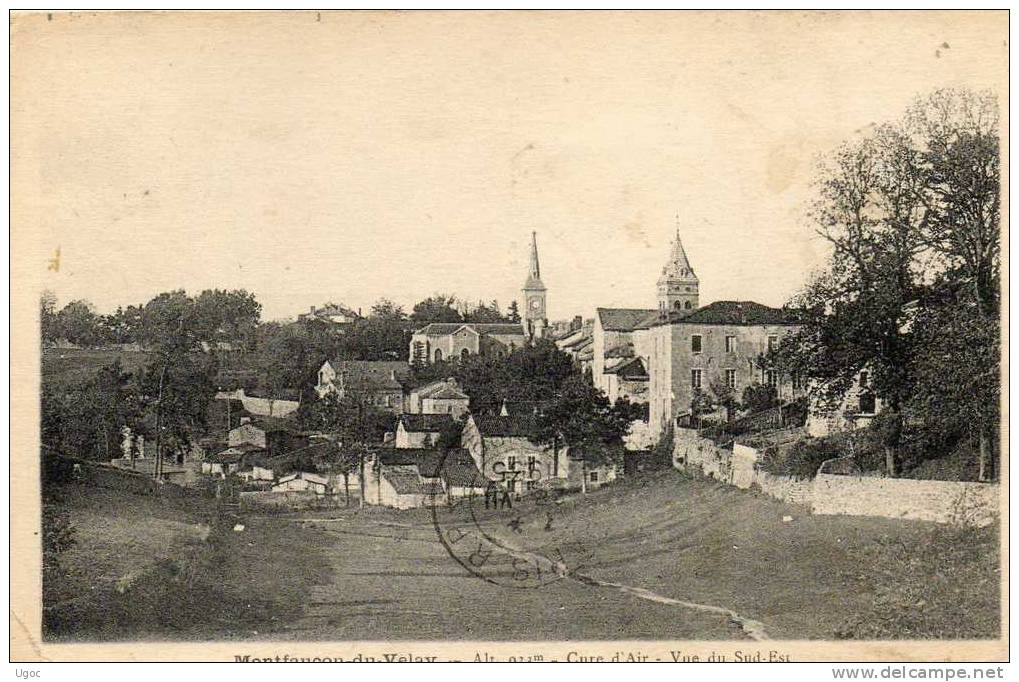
[529,298,541,311]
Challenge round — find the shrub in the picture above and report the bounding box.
[759,437,845,479]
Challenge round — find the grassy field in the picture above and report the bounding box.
[44,470,1000,641]
[41,348,153,389]
[43,483,333,641]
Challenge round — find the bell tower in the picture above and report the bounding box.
[522,231,547,339]
[657,220,699,313]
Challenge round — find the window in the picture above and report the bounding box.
[725,369,736,390]
[674,300,682,310]
[859,371,869,388]
[589,471,599,483]
[434,348,443,363]
[691,368,702,389]
[725,335,736,353]
[691,334,702,353]
[684,301,692,309]
[767,335,778,352]
[765,370,778,387]
[792,374,803,390]
[461,348,470,362]
[859,393,876,415]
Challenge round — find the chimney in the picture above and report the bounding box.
[310,305,316,315]
[572,315,582,331]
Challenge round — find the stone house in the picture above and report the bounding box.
[806,370,884,437]
[202,443,265,476]
[228,417,309,458]
[404,377,470,418]
[363,448,487,508]
[298,303,361,326]
[592,308,656,401]
[636,300,806,437]
[273,471,330,495]
[314,359,410,411]
[461,414,569,494]
[395,413,457,449]
[408,323,527,366]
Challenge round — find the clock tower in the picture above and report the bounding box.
[522,231,547,340]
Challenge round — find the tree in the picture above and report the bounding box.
[775,88,1000,478]
[40,291,58,343]
[535,375,631,493]
[191,289,262,343]
[462,299,507,323]
[411,294,462,323]
[506,300,521,324]
[297,391,392,507]
[55,299,101,347]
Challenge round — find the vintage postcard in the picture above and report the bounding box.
[10,9,1008,663]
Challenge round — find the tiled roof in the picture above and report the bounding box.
[379,448,487,488]
[400,413,457,433]
[383,465,427,495]
[654,301,805,327]
[328,360,410,391]
[212,444,264,463]
[604,343,635,359]
[412,378,469,400]
[597,308,658,332]
[604,356,649,379]
[472,414,539,439]
[413,323,526,337]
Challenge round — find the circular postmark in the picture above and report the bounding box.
[429,449,593,589]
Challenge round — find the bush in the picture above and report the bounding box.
[759,437,845,479]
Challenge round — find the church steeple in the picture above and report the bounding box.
[522,231,548,339]
[657,218,699,313]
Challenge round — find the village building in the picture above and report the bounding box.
[404,377,470,418]
[408,322,527,366]
[228,417,308,458]
[202,443,265,477]
[362,448,487,508]
[555,319,594,372]
[395,413,457,449]
[806,370,883,437]
[461,414,568,494]
[272,471,330,495]
[592,308,655,402]
[297,303,362,326]
[639,300,806,436]
[314,359,410,411]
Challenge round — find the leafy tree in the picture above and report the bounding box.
[191,289,262,343]
[462,299,508,323]
[54,299,101,347]
[775,89,1000,478]
[506,300,521,324]
[741,384,778,415]
[534,374,631,493]
[411,293,462,323]
[40,291,58,343]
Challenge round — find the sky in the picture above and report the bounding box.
[12,11,1007,322]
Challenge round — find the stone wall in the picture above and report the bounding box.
[674,429,999,526]
[239,490,344,511]
[813,474,999,527]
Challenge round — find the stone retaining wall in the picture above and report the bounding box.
[674,429,999,526]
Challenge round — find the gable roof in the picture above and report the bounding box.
[399,413,457,433]
[604,342,635,359]
[383,464,428,495]
[654,301,804,327]
[413,322,527,337]
[604,356,649,379]
[378,448,487,488]
[471,413,539,439]
[326,360,410,391]
[411,378,469,400]
[597,308,658,332]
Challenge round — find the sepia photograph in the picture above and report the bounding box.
[9,9,1008,664]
